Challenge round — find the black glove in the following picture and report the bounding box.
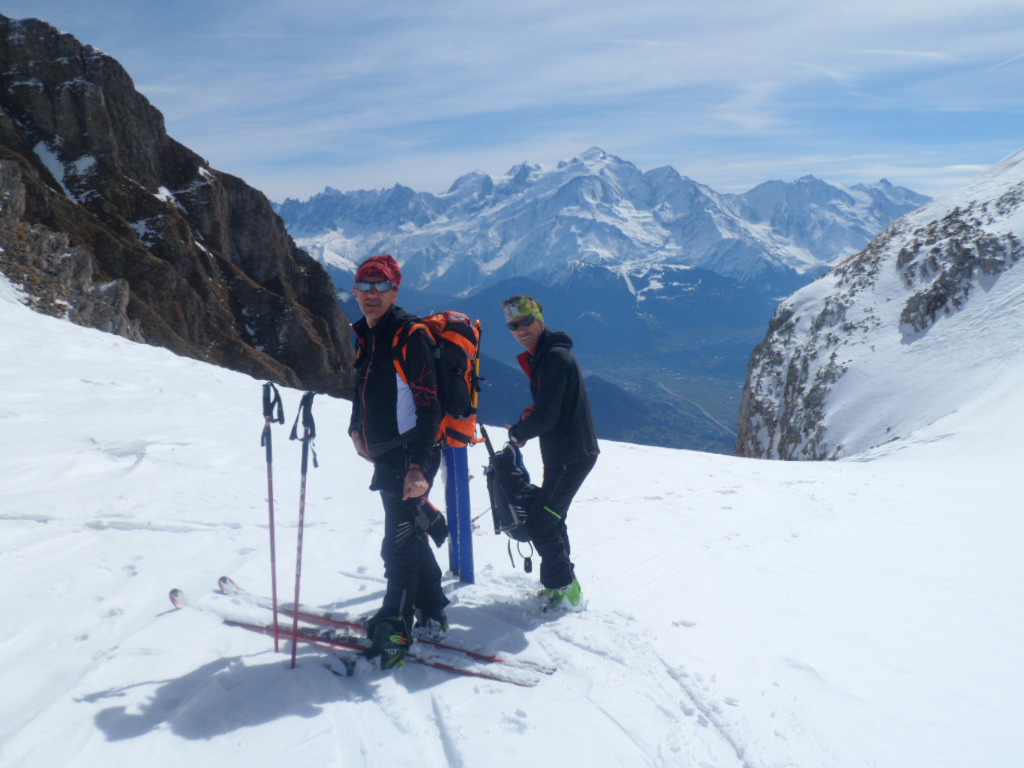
[415,498,449,548]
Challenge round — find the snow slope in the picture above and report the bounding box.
[1,278,1021,767]
[738,148,1024,460]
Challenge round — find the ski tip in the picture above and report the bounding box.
[169,588,186,609]
[218,576,240,595]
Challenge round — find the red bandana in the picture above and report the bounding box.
[355,254,402,286]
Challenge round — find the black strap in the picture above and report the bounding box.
[263,382,284,423]
[289,391,319,470]
[506,538,534,573]
[289,391,316,440]
[261,382,284,456]
[261,382,284,443]
[519,541,534,573]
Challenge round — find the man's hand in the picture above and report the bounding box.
[504,423,527,448]
[504,405,533,447]
[403,467,429,500]
[350,430,374,462]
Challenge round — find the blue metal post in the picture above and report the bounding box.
[443,445,475,584]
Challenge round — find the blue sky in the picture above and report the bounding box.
[6,0,1024,200]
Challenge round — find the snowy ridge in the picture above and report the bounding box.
[1,273,1021,766]
[277,147,928,295]
[738,148,1024,460]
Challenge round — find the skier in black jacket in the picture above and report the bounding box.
[347,254,449,669]
[503,294,599,609]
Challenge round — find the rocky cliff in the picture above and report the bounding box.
[0,16,354,396]
[735,150,1024,460]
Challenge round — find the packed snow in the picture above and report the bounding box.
[0,275,1020,767]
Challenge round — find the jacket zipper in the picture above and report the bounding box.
[360,333,375,441]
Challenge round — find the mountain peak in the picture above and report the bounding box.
[502,161,540,186]
[556,146,629,170]
[445,169,494,197]
[793,174,835,190]
[581,146,611,161]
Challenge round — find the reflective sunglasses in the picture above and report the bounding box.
[507,314,538,331]
[353,280,394,293]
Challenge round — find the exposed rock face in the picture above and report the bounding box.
[735,150,1024,460]
[0,15,354,396]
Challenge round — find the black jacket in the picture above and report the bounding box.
[509,329,600,467]
[348,305,441,468]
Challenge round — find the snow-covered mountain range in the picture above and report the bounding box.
[737,148,1024,459]
[276,147,929,296]
[275,148,929,454]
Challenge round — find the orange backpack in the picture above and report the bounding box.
[392,311,482,448]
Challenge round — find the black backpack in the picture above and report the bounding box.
[481,426,538,570]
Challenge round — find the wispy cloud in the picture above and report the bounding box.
[832,48,958,62]
[987,51,1024,71]
[8,0,1024,199]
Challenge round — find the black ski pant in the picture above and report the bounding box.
[527,455,598,590]
[367,445,449,635]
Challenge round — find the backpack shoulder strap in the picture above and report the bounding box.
[391,318,433,384]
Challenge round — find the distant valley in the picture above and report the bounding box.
[278,149,929,452]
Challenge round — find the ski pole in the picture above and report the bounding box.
[260,382,285,652]
[288,391,317,668]
[480,424,496,457]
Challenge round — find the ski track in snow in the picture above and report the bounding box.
[551,611,753,767]
[444,577,754,766]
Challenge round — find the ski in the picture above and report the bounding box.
[169,588,540,687]
[217,575,556,676]
[222,620,544,686]
[218,576,365,634]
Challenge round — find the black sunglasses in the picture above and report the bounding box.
[507,315,538,331]
[353,280,394,293]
